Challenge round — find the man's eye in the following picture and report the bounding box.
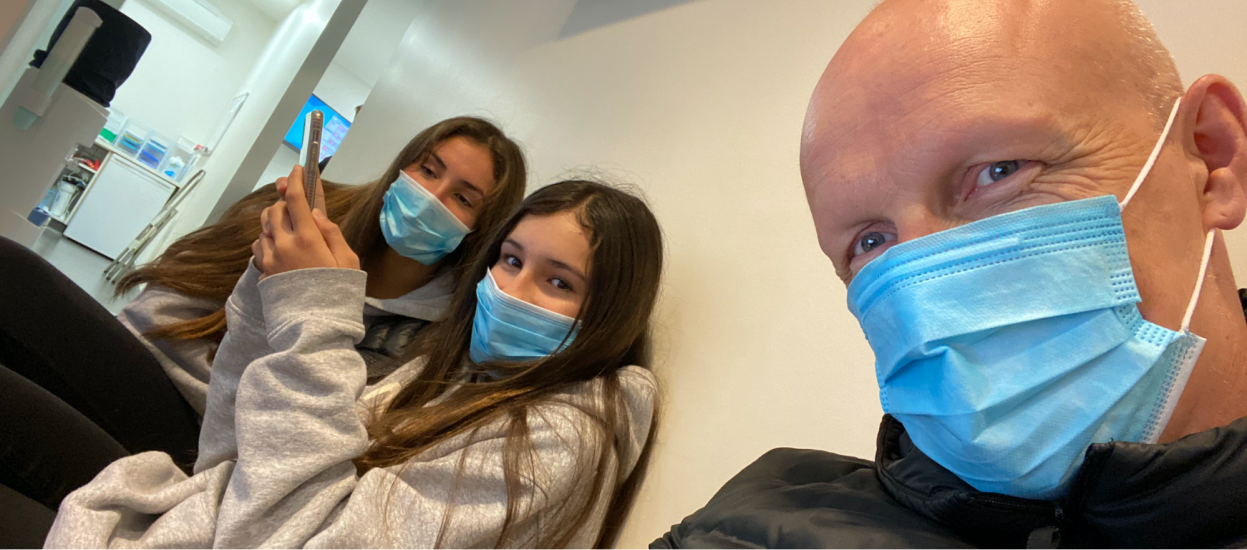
[976,160,1022,187]
[853,231,895,256]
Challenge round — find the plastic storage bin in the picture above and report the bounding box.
[137,133,170,170]
[99,109,126,143]
[157,138,196,182]
[115,120,149,156]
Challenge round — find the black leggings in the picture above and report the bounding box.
[0,359,129,503]
[0,236,201,538]
[0,362,127,546]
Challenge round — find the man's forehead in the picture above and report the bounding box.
[803,60,1052,190]
[801,0,1139,189]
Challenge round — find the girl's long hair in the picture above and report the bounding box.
[117,116,527,344]
[355,180,665,548]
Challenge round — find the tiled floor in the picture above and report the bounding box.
[29,226,140,314]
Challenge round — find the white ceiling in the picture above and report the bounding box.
[240,0,424,88]
[227,0,693,92]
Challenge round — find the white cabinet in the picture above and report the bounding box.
[64,153,176,259]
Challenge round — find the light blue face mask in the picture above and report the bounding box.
[379,171,471,265]
[847,99,1215,500]
[470,270,579,364]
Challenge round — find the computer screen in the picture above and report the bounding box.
[282,94,352,158]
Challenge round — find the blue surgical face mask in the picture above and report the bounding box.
[470,270,579,364]
[847,99,1214,500]
[379,171,471,265]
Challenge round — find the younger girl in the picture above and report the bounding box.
[47,178,665,548]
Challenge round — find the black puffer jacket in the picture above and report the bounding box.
[653,415,1247,548]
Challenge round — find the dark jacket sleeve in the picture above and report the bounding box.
[653,448,970,549]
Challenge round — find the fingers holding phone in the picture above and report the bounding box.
[273,109,326,211]
[252,108,343,278]
[253,196,335,279]
[253,165,357,279]
[275,164,325,213]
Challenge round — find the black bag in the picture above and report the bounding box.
[30,0,151,107]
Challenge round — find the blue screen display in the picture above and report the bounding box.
[282,94,352,158]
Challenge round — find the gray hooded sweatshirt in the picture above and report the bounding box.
[47,266,657,548]
[117,264,456,415]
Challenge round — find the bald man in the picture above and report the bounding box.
[655,0,1247,547]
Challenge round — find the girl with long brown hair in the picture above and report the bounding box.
[118,116,526,420]
[47,178,665,548]
[0,117,526,526]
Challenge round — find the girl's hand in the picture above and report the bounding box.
[253,165,359,279]
[274,164,327,213]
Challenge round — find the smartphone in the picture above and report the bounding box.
[301,110,324,208]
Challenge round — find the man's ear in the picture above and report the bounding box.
[1182,75,1247,231]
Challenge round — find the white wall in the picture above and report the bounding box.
[256,59,370,189]
[313,0,1247,547]
[0,1,33,51]
[0,0,75,108]
[329,0,427,91]
[112,0,276,146]
[314,59,369,117]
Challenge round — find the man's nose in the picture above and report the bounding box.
[894,205,951,245]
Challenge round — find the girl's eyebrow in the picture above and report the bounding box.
[506,238,587,280]
[545,258,587,281]
[426,151,445,170]
[429,151,485,196]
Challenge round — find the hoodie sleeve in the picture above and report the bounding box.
[209,267,658,548]
[193,261,274,474]
[116,285,223,416]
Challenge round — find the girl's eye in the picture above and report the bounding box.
[455,194,473,208]
[550,278,573,292]
[976,160,1022,187]
[853,231,895,257]
[420,165,436,178]
[503,255,521,269]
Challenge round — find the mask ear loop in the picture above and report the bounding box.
[1116,99,1212,334]
[1180,229,1217,333]
[1120,99,1183,210]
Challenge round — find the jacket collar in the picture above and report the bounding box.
[875,414,1247,548]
